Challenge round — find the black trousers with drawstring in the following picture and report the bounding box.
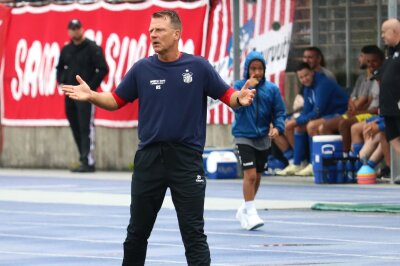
[122,142,210,266]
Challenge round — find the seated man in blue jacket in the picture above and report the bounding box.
[276,62,348,176]
[232,51,286,230]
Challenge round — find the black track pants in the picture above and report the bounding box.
[122,142,210,266]
[65,97,95,166]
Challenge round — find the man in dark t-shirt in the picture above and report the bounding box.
[377,18,400,184]
[62,10,256,265]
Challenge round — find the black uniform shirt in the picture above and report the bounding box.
[378,43,400,116]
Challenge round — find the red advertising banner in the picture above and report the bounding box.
[0,4,11,62]
[1,1,208,127]
[1,0,295,127]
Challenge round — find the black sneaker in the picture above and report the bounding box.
[378,166,390,179]
[394,176,400,185]
[71,164,95,173]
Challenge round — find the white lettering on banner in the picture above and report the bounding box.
[9,33,197,100]
[84,29,103,47]
[249,24,293,77]
[263,36,290,65]
[102,33,148,92]
[11,39,60,101]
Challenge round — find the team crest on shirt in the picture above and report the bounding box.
[182,69,193,84]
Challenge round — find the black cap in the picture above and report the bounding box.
[68,19,82,29]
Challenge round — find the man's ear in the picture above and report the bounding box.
[174,30,181,40]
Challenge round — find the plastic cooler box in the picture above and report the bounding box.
[202,147,235,176]
[312,135,343,184]
[205,150,238,179]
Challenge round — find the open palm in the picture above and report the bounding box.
[61,75,92,102]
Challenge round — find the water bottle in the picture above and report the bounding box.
[345,160,354,183]
[336,160,345,183]
[354,159,362,173]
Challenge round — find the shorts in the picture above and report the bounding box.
[322,113,341,120]
[236,144,269,173]
[383,116,400,141]
[342,113,373,122]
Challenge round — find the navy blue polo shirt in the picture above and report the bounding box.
[115,53,230,152]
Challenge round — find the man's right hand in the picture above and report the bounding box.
[62,75,92,102]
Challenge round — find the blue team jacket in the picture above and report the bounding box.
[296,71,348,125]
[232,51,286,138]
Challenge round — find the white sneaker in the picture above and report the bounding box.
[245,214,264,230]
[276,164,302,176]
[295,163,313,176]
[236,204,247,229]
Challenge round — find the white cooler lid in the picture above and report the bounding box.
[206,151,237,173]
[312,135,342,142]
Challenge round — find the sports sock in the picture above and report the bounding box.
[367,160,377,168]
[283,148,294,161]
[245,201,257,215]
[293,132,307,165]
[351,143,363,157]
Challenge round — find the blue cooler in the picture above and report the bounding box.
[206,151,238,179]
[312,135,343,184]
[203,147,234,176]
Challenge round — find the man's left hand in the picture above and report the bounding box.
[237,79,256,106]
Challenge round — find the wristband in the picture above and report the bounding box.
[236,96,243,106]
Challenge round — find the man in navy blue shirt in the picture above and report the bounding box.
[63,10,255,266]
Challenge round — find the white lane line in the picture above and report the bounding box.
[264,220,400,231]
[0,250,191,265]
[0,233,399,261]
[7,219,400,232]
[0,209,127,218]
[0,250,120,260]
[0,189,318,210]
[0,185,77,189]
[1,227,400,246]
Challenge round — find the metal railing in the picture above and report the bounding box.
[390,145,399,184]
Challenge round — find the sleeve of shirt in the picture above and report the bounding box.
[218,88,236,106]
[271,86,286,134]
[56,48,66,84]
[296,87,320,125]
[111,91,128,108]
[87,44,109,90]
[203,59,230,99]
[350,75,363,99]
[114,63,139,102]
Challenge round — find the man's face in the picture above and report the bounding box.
[303,50,320,70]
[365,53,383,73]
[296,68,314,87]
[381,23,398,46]
[149,16,180,55]
[68,27,84,42]
[358,53,367,69]
[248,60,264,81]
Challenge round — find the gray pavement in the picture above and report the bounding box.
[0,168,399,265]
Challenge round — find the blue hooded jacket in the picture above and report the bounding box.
[296,71,348,125]
[232,51,286,138]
